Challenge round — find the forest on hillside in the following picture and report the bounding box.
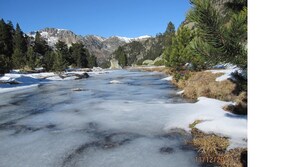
[114,0,247,72]
[0,20,97,74]
[1,0,246,75]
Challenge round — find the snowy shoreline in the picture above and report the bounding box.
[0,69,110,93]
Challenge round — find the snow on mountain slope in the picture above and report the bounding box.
[27,28,153,67]
[114,35,152,43]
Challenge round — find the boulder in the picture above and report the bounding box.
[142,60,154,66]
[74,73,89,80]
[109,59,122,69]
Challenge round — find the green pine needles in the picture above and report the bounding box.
[189,0,247,68]
[164,0,247,70]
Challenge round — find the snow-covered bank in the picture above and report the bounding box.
[165,97,246,149]
[0,69,110,93]
[208,64,246,82]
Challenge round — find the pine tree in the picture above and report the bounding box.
[55,40,72,65]
[164,26,201,70]
[0,19,14,72]
[12,48,25,68]
[87,53,97,68]
[34,31,48,55]
[13,23,27,53]
[69,43,88,68]
[114,46,127,67]
[26,46,38,69]
[0,20,12,56]
[52,51,67,71]
[44,51,55,71]
[164,21,175,36]
[163,22,177,65]
[12,23,27,68]
[187,0,247,68]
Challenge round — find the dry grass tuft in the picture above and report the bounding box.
[220,148,247,167]
[192,134,229,156]
[181,71,237,101]
[223,91,248,115]
[132,66,171,74]
[189,128,247,167]
[189,120,202,129]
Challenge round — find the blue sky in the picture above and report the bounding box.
[0,0,191,38]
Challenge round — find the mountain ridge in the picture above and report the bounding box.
[27,27,152,67]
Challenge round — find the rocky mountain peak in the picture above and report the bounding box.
[27,28,152,67]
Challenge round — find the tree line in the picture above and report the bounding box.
[113,22,173,67]
[0,19,97,74]
[113,0,247,71]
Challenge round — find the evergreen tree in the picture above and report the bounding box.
[52,51,67,71]
[187,0,247,68]
[0,19,14,72]
[55,40,72,65]
[0,54,10,74]
[26,46,39,69]
[114,46,127,67]
[69,43,88,68]
[87,53,97,68]
[34,31,48,55]
[43,51,55,71]
[164,26,203,70]
[0,19,13,56]
[13,23,27,53]
[12,23,27,68]
[163,22,177,64]
[12,48,25,68]
[164,21,175,36]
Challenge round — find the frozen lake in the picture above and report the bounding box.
[0,70,198,167]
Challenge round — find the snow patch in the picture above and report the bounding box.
[164,97,247,148]
[208,64,242,82]
[161,76,173,81]
[115,35,152,43]
[176,90,184,95]
[109,80,122,84]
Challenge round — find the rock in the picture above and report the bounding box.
[109,59,122,69]
[160,147,174,154]
[74,72,89,80]
[81,72,89,78]
[142,60,154,66]
[0,80,20,84]
[71,88,86,91]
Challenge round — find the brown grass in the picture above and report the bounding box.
[131,66,171,74]
[177,71,237,101]
[189,128,247,167]
[189,120,202,129]
[223,91,248,115]
[191,133,229,157]
[220,148,247,167]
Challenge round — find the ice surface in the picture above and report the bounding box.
[0,70,246,167]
